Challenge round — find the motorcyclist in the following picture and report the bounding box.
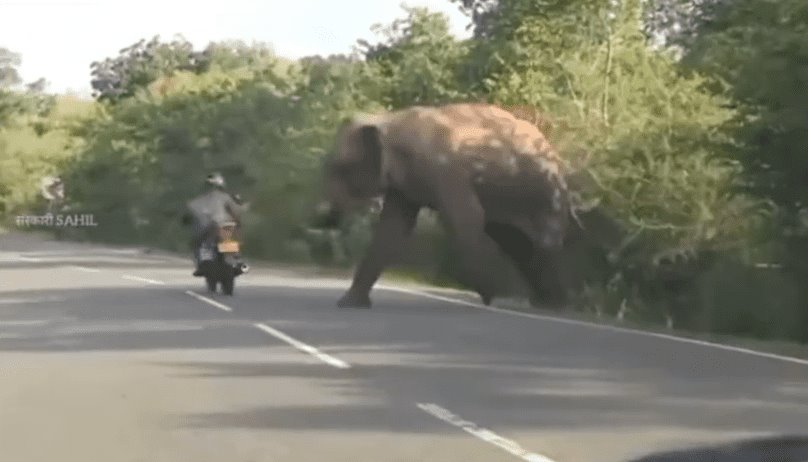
[40,176,65,213]
[184,172,246,277]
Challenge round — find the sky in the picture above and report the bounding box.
[0,0,472,97]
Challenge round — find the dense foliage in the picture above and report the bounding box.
[2,0,806,342]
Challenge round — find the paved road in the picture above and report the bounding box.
[2,232,808,462]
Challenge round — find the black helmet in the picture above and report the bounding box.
[206,172,225,188]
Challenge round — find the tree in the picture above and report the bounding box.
[682,0,808,234]
[89,37,289,104]
[356,6,472,107]
[451,0,732,48]
[195,40,278,73]
[0,48,22,88]
[0,48,54,126]
[0,48,24,125]
[0,49,70,216]
[90,35,202,103]
[642,0,726,46]
[681,0,808,337]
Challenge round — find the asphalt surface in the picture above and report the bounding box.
[2,232,808,462]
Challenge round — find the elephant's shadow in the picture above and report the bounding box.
[418,219,562,304]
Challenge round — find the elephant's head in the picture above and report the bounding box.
[311,114,387,229]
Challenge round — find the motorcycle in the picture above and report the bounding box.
[198,221,248,295]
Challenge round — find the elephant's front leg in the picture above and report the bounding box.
[486,223,570,310]
[337,190,420,308]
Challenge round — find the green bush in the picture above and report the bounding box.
[693,259,802,340]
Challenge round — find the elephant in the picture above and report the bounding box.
[313,103,578,309]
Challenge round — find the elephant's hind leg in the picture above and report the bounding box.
[436,185,502,305]
[485,222,567,310]
[526,248,569,309]
[485,222,537,298]
[484,222,533,264]
[338,189,420,308]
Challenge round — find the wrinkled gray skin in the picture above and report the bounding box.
[315,103,578,309]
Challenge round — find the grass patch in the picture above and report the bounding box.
[488,297,808,361]
[384,268,469,291]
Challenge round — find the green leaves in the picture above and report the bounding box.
[88,36,287,104]
[682,0,808,310]
[358,6,474,107]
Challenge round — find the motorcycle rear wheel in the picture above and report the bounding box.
[205,275,217,293]
[220,265,235,296]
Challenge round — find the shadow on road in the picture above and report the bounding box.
[160,356,808,435]
[2,283,808,460]
[627,435,808,461]
[0,287,266,352]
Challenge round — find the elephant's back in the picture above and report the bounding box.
[392,104,561,163]
[388,104,566,192]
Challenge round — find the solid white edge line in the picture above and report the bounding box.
[381,286,808,367]
[184,290,232,312]
[416,403,556,462]
[121,274,165,285]
[254,322,351,369]
[66,265,101,273]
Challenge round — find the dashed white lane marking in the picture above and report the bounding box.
[66,265,100,273]
[0,320,51,326]
[383,286,808,367]
[106,249,145,255]
[254,322,351,369]
[416,403,556,462]
[0,296,65,305]
[183,291,348,368]
[183,291,349,368]
[184,290,232,312]
[15,256,42,262]
[121,274,165,285]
